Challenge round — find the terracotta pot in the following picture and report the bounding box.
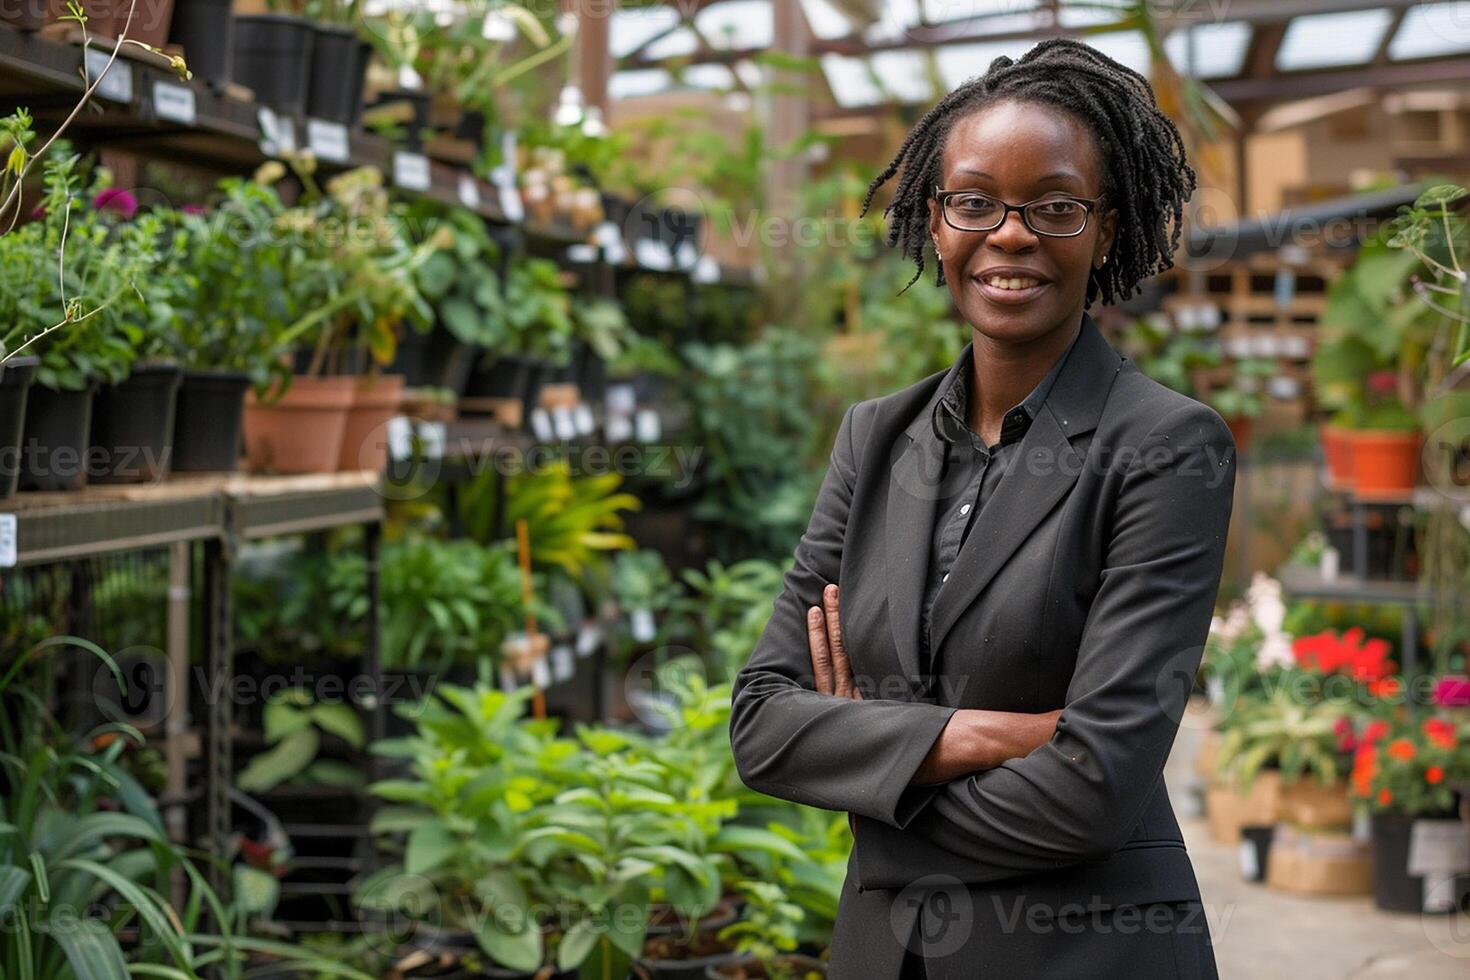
[1224,415,1254,455]
[1348,429,1422,497]
[243,375,354,474]
[337,373,404,472]
[1319,423,1354,489]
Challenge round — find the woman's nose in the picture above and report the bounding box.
[986,209,1039,252]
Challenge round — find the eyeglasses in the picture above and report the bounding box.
[934,186,1104,238]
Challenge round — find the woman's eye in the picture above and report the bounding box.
[954,196,997,212]
[1036,200,1081,215]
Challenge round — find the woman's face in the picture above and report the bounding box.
[927,99,1117,345]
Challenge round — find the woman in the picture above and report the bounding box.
[728,39,1234,979]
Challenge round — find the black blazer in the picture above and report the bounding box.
[729,312,1236,977]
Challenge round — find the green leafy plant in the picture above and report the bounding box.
[713,881,808,980]
[236,686,367,794]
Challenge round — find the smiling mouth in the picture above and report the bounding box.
[980,275,1043,291]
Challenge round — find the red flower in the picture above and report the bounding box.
[1378,788,1393,806]
[1362,720,1390,744]
[1334,716,1356,753]
[1386,738,1416,761]
[1292,628,1394,681]
[1426,765,1445,785]
[1367,371,1398,395]
[1423,718,1457,749]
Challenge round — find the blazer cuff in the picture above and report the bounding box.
[869,703,957,829]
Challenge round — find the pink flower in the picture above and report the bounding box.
[182,204,206,215]
[92,187,137,219]
[1432,676,1470,707]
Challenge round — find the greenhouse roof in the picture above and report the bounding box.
[608,0,1470,110]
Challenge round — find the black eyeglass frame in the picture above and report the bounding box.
[933,185,1106,238]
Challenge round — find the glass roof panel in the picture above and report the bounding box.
[870,49,936,103]
[1277,9,1395,70]
[1081,30,1150,75]
[1164,22,1252,79]
[610,6,682,58]
[609,69,674,99]
[821,53,886,108]
[696,0,773,50]
[924,0,1041,27]
[1389,2,1470,60]
[682,63,737,90]
[935,39,1033,88]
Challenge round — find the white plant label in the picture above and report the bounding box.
[634,408,662,443]
[307,119,350,162]
[457,174,481,210]
[1407,819,1470,876]
[573,404,595,435]
[86,48,132,102]
[1237,840,1258,880]
[552,406,576,441]
[630,607,657,643]
[152,81,196,125]
[551,644,574,682]
[575,621,602,656]
[393,152,431,191]
[530,656,551,690]
[634,237,673,270]
[605,413,633,443]
[0,514,15,568]
[530,407,555,442]
[386,416,414,460]
[606,384,636,416]
[692,254,720,284]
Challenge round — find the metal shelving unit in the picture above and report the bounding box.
[2,472,385,894]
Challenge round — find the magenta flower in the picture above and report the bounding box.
[93,187,138,219]
[1366,371,1397,395]
[181,204,206,215]
[1432,676,1470,707]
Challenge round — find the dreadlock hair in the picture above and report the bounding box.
[860,37,1196,307]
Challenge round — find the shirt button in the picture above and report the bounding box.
[959,503,971,516]
[942,573,949,583]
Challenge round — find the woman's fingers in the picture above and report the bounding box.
[807,605,835,695]
[823,584,854,699]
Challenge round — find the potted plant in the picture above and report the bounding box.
[243,161,442,474]
[462,254,576,422]
[706,881,824,979]
[1346,370,1423,496]
[232,6,317,117]
[1351,711,1470,913]
[294,0,373,125]
[0,151,159,491]
[168,0,235,86]
[150,178,298,472]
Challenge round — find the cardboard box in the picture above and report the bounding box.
[1206,771,1282,845]
[1266,824,1372,896]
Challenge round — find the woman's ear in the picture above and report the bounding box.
[928,196,943,254]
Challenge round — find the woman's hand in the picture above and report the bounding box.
[807,583,862,839]
[807,583,861,700]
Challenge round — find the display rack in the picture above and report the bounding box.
[2,472,385,894]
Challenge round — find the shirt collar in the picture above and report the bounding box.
[931,323,1082,448]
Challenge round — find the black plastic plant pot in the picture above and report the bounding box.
[168,0,234,86]
[19,382,97,492]
[172,369,249,472]
[1238,824,1273,883]
[704,953,826,979]
[89,364,183,484]
[0,356,39,499]
[348,39,374,126]
[575,343,608,404]
[305,23,364,124]
[231,13,315,117]
[391,327,474,392]
[453,108,486,145]
[466,355,532,402]
[1370,811,1470,914]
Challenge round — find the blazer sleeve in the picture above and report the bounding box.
[851,401,1237,887]
[729,401,960,829]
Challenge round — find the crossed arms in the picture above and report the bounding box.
[728,398,1236,884]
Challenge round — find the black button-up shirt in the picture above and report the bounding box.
[917,326,1081,678]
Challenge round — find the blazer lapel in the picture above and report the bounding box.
[926,313,1123,663]
[885,345,974,685]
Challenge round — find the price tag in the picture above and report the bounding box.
[634,408,662,443]
[634,238,673,270]
[552,406,576,441]
[692,254,720,284]
[419,421,447,459]
[530,656,551,689]
[393,152,431,191]
[630,608,657,643]
[675,239,699,270]
[307,119,350,162]
[573,404,595,435]
[575,621,602,656]
[606,384,636,416]
[1423,871,1460,913]
[529,407,554,442]
[604,413,633,443]
[257,106,280,154]
[1319,547,1340,581]
[551,644,574,682]
[566,243,598,264]
[1237,840,1258,880]
[497,184,524,222]
[386,416,414,460]
[1407,819,1470,876]
[457,174,482,210]
[594,221,626,264]
[85,48,133,103]
[275,115,297,154]
[0,514,16,568]
[152,80,195,124]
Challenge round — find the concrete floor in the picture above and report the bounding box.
[1167,717,1470,979]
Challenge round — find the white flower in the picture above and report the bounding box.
[1256,630,1295,671]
